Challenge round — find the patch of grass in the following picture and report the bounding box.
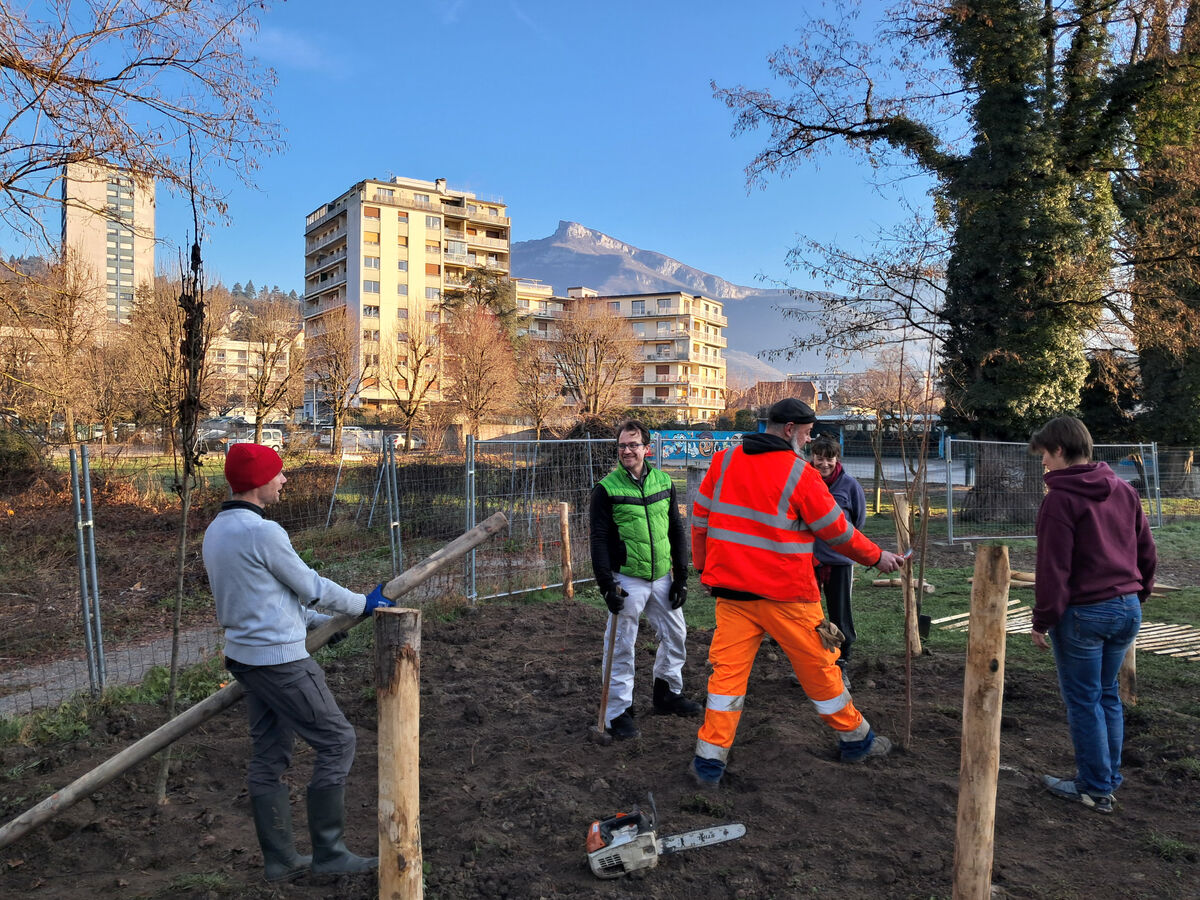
[1142,830,1199,863]
[165,872,232,891]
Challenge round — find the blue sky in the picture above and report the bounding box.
[152,0,925,296]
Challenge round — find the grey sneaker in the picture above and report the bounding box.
[839,667,853,692]
[1041,775,1113,814]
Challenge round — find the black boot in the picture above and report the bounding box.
[306,785,378,875]
[607,707,641,740]
[250,787,311,883]
[653,678,703,717]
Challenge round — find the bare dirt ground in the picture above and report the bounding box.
[2,573,1199,900]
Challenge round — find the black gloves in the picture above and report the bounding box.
[670,576,688,610]
[603,585,629,615]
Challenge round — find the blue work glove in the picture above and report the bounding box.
[364,583,392,614]
[603,584,629,615]
[670,576,688,610]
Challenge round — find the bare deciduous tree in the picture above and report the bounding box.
[514,337,566,439]
[242,298,302,441]
[552,301,638,420]
[0,0,281,246]
[306,307,369,453]
[442,306,517,440]
[379,318,440,450]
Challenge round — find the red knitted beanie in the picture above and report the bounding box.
[225,443,283,493]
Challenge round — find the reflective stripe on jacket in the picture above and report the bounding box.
[595,465,675,582]
[692,443,881,603]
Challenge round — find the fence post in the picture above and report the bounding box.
[80,446,105,688]
[1150,441,1163,527]
[945,437,955,545]
[952,544,1010,900]
[376,607,423,899]
[465,435,477,604]
[69,450,100,694]
[560,502,574,599]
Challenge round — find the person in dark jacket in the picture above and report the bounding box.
[809,434,867,689]
[1029,416,1157,815]
[589,420,700,741]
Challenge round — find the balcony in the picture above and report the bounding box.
[305,272,346,297]
[627,306,685,318]
[306,225,347,253]
[469,209,511,227]
[690,306,728,326]
[444,251,469,266]
[305,203,346,230]
[465,234,510,251]
[303,297,348,319]
[642,345,689,362]
[696,333,728,348]
[305,247,347,275]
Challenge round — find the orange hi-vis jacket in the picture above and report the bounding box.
[692,436,883,603]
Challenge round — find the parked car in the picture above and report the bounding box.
[387,432,427,451]
[228,428,284,453]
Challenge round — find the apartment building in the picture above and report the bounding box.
[60,161,156,324]
[567,288,727,423]
[514,278,566,340]
[302,176,509,416]
[208,327,304,421]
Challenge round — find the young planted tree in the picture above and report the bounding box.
[551,300,638,420]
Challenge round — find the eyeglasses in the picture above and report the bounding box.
[617,442,643,451]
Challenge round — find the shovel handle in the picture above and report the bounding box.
[596,613,618,732]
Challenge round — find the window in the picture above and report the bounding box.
[425,242,440,254]
[397,308,409,320]
[425,215,441,229]
[446,239,466,256]
[657,321,670,334]
[376,188,394,200]
[631,300,646,315]
[425,310,440,323]
[608,301,620,314]
[363,280,380,293]
[657,344,670,357]
[425,287,441,300]
[398,211,408,223]
[363,256,380,268]
[658,298,671,310]
[364,353,379,367]
[425,263,440,276]
[397,284,408,296]
[363,305,380,318]
[396,330,409,342]
[397,259,408,271]
[364,206,380,219]
[397,235,408,247]
[364,231,380,245]
[363,329,380,342]
[413,194,431,207]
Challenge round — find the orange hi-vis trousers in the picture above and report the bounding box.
[695,596,871,764]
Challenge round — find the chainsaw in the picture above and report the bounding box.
[585,793,746,879]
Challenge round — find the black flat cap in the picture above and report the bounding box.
[767,398,817,425]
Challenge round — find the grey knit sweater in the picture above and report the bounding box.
[202,501,367,666]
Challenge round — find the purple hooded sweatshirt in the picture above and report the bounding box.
[1033,461,1157,633]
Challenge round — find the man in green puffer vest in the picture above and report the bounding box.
[590,419,701,741]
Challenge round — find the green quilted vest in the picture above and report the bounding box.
[598,465,674,581]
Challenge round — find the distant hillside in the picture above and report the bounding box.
[511,221,830,374]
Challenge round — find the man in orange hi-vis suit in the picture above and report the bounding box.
[688,398,904,787]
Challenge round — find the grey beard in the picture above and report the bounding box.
[790,433,808,458]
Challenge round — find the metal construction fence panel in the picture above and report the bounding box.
[944,438,1161,544]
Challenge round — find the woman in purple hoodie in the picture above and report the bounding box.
[1029,416,1157,815]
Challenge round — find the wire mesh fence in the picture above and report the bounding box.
[944,438,1162,543]
[6,433,1200,718]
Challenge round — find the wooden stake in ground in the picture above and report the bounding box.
[0,511,509,852]
[1119,642,1137,706]
[891,493,922,656]
[560,502,574,600]
[377,607,423,899]
[952,545,1011,900]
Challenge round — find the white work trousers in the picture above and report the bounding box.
[603,572,687,726]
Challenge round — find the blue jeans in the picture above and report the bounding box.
[1049,594,1141,797]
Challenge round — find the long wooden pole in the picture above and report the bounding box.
[952,545,1010,900]
[560,502,574,600]
[0,511,509,852]
[376,608,423,899]
[891,493,922,655]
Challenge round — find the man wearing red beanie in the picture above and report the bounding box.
[203,443,392,882]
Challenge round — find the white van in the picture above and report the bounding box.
[228,428,284,452]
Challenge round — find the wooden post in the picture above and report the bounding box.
[953,545,1010,900]
[560,502,574,599]
[891,492,922,655]
[377,608,423,899]
[1118,643,1138,706]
